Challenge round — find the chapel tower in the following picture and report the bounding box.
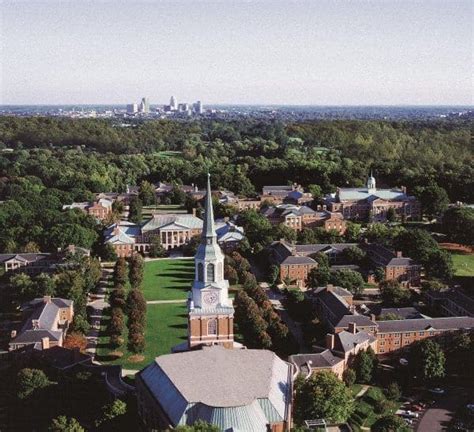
[188,174,234,349]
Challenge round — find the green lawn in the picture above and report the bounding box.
[349,386,400,430]
[451,252,474,277]
[142,259,194,301]
[96,303,188,370]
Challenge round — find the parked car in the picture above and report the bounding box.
[429,387,446,395]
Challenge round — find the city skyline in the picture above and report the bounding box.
[1,0,472,105]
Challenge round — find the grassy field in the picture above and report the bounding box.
[142,259,194,301]
[451,252,474,277]
[96,303,187,370]
[96,258,193,370]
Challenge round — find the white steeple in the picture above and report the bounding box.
[367,170,376,193]
[190,174,231,310]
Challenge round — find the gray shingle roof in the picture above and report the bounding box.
[376,317,474,333]
[378,307,426,320]
[139,346,291,429]
[0,253,52,264]
[290,350,344,371]
[281,256,316,265]
[334,330,376,353]
[335,315,377,329]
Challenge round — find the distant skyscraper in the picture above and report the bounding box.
[170,95,177,111]
[139,97,150,114]
[194,100,203,114]
[126,103,138,114]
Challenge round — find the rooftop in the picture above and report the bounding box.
[139,346,291,428]
[376,316,474,333]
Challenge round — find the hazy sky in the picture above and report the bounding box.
[1,0,472,105]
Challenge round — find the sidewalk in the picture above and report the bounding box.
[85,267,111,357]
[146,299,187,305]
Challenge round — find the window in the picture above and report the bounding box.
[419,332,424,336]
[198,263,204,282]
[207,319,217,335]
[207,263,215,282]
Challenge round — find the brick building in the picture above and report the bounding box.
[104,214,243,257]
[63,198,113,221]
[289,325,377,380]
[262,204,346,234]
[375,317,474,354]
[425,289,474,318]
[325,174,420,222]
[364,243,421,285]
[9,296,74,351]
[260,184,312,205]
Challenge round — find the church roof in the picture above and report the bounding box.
[139,346,292,429]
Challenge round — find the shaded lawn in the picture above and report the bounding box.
[349,386,400,429]
[96,303,187,370]
[142,259,194,301]
[451,252,474,277]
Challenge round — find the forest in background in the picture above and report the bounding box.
[0,117,472,253]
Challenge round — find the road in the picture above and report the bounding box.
[416,393,461,432]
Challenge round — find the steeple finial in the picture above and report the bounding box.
[203,173,216,240]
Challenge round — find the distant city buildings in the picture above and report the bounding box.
[125,95,204,117]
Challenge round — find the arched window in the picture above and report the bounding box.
[207,263,215,283]
[207,318,217,335]
[197,263,204,282]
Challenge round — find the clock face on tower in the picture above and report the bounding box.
[203,291,218,306]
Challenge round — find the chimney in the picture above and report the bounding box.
[326,333,335,350]
[43,296,51,304]
[192,208,197,217]
[317,205,321,211]
[41,337,50,350]
[326,284,334,292]
[348,322,357,334]
[224,216,229,223]
[396,251,403,258]
[401,186,407,193]
[32,319,40,329]
[10,330,17,339]
[370,314,376,322]
[322,205,327,210]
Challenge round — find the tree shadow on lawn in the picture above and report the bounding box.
[155,271,194,282]
[169,323,187,329]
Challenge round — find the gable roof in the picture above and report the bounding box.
[334,330,376,353]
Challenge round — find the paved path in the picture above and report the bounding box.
[85,267,112,357]
[121,369,140,377]
[268,290,310,353]
[355,385,370,398]
[146,299,188,305]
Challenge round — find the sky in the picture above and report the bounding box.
[0,0,472,105]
